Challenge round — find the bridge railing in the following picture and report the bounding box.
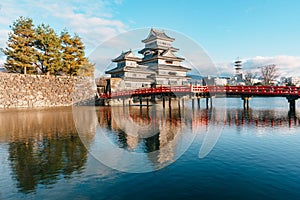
[100,85,300,99]
[224,86,300,96]
[110,86,191,98]
[201,86,300,96]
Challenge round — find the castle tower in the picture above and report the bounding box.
[106,28,191,89]
[106,50,155,89]
[138,28,190,86]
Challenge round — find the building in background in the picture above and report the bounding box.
[230,59,245,85]
[202,76,229,86]
[106,29,191,90]
[281,76,300,86]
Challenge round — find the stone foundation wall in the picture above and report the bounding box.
[0,73,96,108]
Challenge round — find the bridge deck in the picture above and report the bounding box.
[99,85,300,99]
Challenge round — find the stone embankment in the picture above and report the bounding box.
[0,73,96,108]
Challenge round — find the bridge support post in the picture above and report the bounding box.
[242,97,251,110]
[169,94,172,109]
[162,96,165,108]
[287,96,298,115]
[151,95,156,103]
[182,97,185,108]
[247,99,250,109]
[205,97,212,109]
[206,97,209,109]
[178,97,181,110]
[146,98,149,108]
[139,96,142,106]
[192,98,194,110]
[197,98,200,109]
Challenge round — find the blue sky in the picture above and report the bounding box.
[1,0,300,76]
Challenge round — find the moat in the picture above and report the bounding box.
[0,97,300,199]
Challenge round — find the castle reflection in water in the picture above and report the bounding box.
[0,105,299,193]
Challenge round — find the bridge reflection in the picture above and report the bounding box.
[95,105,299,168]
[191,108,299,128]
[97,106,299,139]
[0,105,298,192]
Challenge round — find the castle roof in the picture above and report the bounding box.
[105,65,155,75]
[112,50,141,62]
[140,49,185,63]
[157,64,190,71]
[142,28,175,43]
[161,49,178,58]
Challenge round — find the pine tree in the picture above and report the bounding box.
[1,17,94,76]
[77,59,95,77]
[60,31,78,76]
[73,35,94,77]
[60,31,94,76]
[1,16,37,74]
[34,24,62,75]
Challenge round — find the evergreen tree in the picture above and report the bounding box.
[34,24,62,75]
[60,31,80,76]
[1,16,37,74]
[2,17,94,76]
[61,31,94,76]
[78,59,95,77]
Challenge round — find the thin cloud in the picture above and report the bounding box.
[243,56,300,76]
[216,55,300,77]
[0,0,127,52]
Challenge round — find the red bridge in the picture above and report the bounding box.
[100,85,300,98]
[98,85,300,112]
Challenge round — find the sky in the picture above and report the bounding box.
[0,0,300,76]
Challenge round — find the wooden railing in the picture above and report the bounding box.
[99,85,300,99]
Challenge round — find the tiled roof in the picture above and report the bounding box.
[142,28,175,43]
[161,49,177,58]
[140,53,184,63]
[105,67,123,74]
[154,74,191,79]
[126,66,155,74]
[106,65,155,74]
[157,64,190,71]
[112,50,141,62]
[123,77,154,82]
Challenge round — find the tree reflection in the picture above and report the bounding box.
[2,107,90,193]
[8,134,87,193]
[9,135,87,192]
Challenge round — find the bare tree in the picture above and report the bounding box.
[260,64,279,85]
[244,70,258,85]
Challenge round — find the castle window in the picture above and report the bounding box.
[166,60,173,64]
[145,50,152,56]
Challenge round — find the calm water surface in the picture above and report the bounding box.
[0,98,300,199]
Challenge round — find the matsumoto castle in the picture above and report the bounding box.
[106,28,191,90]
